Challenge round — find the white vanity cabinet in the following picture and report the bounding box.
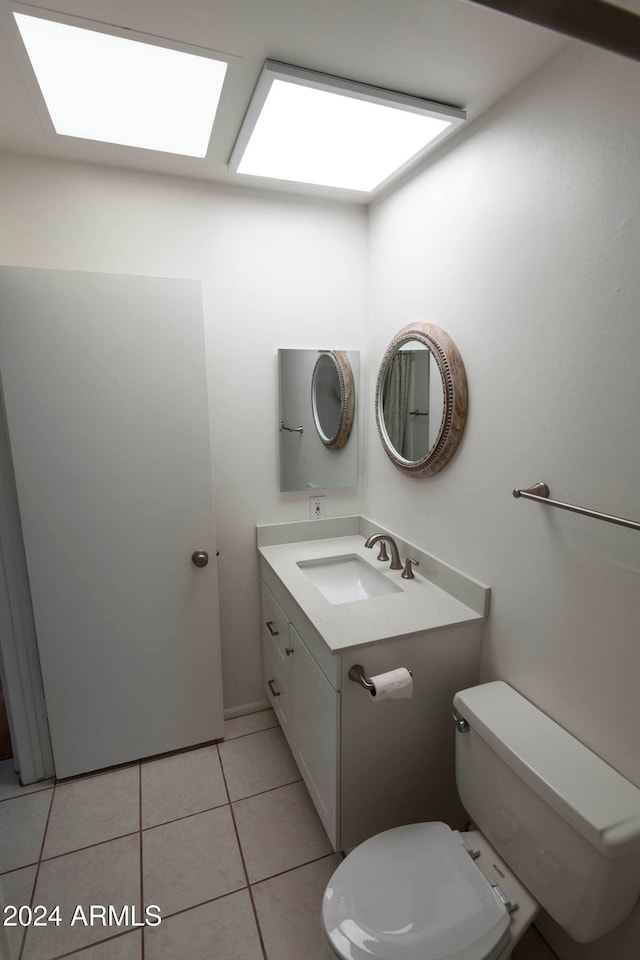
[258,521,489,853]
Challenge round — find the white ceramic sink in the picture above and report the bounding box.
[297,554,402,605]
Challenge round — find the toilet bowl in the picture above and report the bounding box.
[322,681,640,960]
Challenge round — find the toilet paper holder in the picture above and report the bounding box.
[348,663,413,697]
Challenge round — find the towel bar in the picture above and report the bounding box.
[513,482,640,532]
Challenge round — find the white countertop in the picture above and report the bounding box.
[258,534,484,653]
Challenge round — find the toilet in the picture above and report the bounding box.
[322,681,640,960]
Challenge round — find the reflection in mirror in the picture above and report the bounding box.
[279,349,359,492]
[311,351,354,449]
[376,323,467,478]
[381,343,444,461]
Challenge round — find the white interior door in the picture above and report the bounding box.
[0,267,223,779]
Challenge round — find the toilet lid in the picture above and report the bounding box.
[323,822,510,960]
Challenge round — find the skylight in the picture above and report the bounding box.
[13,13,228,157]
[229,61,465,194]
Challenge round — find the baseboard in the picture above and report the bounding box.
[223,699,270,721]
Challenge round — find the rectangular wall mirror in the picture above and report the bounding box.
[279,349,359,492]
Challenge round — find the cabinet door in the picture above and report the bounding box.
[290,625,339,847]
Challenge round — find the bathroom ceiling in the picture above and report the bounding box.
[0,0,633,201]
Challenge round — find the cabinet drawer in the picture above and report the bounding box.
[260,581,291,659]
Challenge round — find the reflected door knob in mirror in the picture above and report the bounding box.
[191,550,209,568]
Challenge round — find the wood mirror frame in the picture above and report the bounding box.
[375,322,468,478]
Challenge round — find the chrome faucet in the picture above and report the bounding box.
[364,533,402,570]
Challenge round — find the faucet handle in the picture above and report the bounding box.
[401,557,419,580]
[376,541,389,562]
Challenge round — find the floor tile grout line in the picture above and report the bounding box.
[229,834,269,958]
[0,861,40,877]
[218,724,283,753]
[137,740,221,773]
[17,780,56,960]
[141,799,229,833]
[148,883,249,923]
[37,829,141,865]
[228,775,303,805]
[222,722,279,742]
[55,758,141,787]
[248,851,339,889]
[36,779,57,862]
[216,742,269,960]
[0,782,54,803]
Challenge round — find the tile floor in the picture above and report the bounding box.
[0,708,556,960]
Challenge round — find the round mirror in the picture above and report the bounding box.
[375,323,467,477]
[311,351,355,450]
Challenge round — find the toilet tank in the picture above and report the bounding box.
[453,681,640,943]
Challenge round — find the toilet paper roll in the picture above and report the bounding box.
[370,667,413,701]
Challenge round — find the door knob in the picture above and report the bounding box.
[191,550,209,568]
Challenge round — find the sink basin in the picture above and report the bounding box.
[297,554,402,605]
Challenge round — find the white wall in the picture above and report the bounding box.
[365,42,640,959]
[0,154,367,711]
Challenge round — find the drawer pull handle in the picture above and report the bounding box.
[266,620,279,637]
[285,647,294,656]
[268,679,281,698]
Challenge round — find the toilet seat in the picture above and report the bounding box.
[322,822,511,960]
